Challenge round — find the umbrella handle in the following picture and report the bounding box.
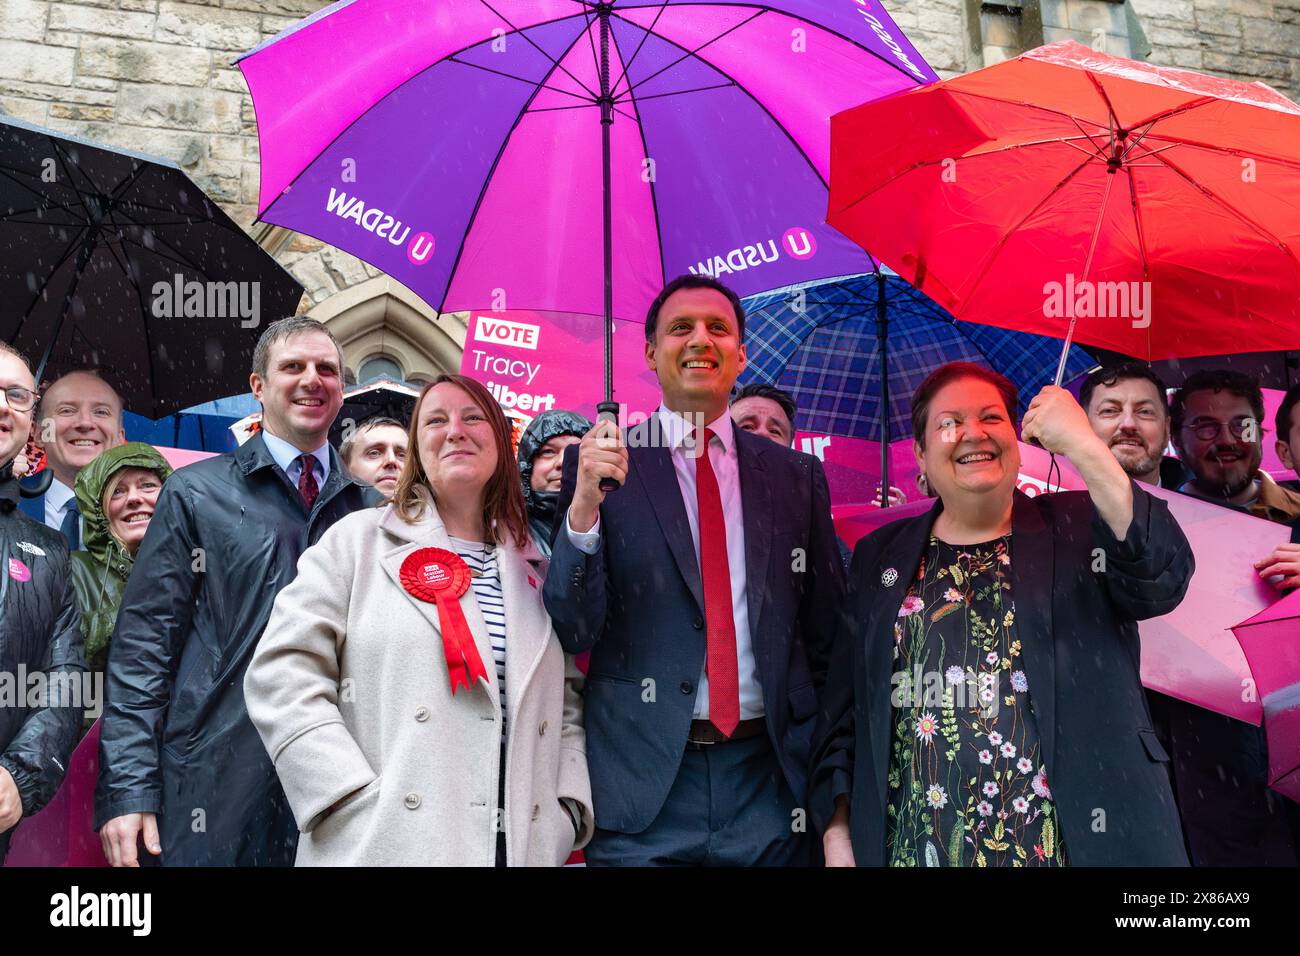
[596,400,622,493]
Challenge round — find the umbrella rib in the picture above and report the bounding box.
[1122,163,1154,362]
[954,133,1099,162]
[1149,149,1300,273]
[446,55,595,104]
[614,1,935,89]
[253,14,591,215]
[1084,71,1123,134]
[10,225,91,345]
[620,80,737,103]
[952,153,1098,317]
[610,0,668,99]
[118,234,217,282]
[614,9,765,102]
[577,2,606,90]
[1126,94,1220,133]
[607,24,669,291]
[103,236,163,414]
[477,0,599,100]
[50,139,99,212]
[432,24,593,315]
[1126,131,1300,171]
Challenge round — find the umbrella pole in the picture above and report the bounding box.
[596,4,620,491]
[877,270,890,508]
[1052,168,1116,387]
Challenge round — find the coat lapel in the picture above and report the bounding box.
[865,501,941,813]
[735,429,772,658]
[377,502,498,701]
[1008,491,1056,779]
[630,425,704,615]
[499,540,551,718]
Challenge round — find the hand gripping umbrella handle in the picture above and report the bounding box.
[596,400,622,493]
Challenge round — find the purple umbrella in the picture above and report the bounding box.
[237,0,933,420]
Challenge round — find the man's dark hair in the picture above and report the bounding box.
[644,274,746,343]
[910,362,1017,450]
[1170,369,1264,435]
[339,415,406,464]
[252,316,344,379]
[1276,383,1300,444]
[1080,362,1168,416]
[731,382,797,430]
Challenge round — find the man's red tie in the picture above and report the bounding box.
[694,426,739,738]
[296,454,319,511]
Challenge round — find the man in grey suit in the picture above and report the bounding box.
[544,275,844,866]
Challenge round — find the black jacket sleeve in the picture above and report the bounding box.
[1092,482,1195,621]
[95,478,202,827]
[0,550,87,817]
[808,534,873,835]
[542,442,609,654]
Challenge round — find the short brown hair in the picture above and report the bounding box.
[390,374,529,549]
[910,362,1018,450]
[252,317,344,379]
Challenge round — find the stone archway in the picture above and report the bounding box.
[305,275,467,383]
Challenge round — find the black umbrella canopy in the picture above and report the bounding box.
[328,378,419,447]
[0,116,304,417]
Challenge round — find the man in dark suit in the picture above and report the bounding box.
[544,275,844,866]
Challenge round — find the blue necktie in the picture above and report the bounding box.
[60,500,81,551]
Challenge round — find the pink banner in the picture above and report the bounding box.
[4,721,106,867]
[460,310,662,425]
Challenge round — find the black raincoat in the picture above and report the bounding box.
[0,463,86,863]
[94,432,379,866]
[517,410,591,559]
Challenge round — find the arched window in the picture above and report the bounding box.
[357,354,405,384]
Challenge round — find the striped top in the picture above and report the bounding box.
[449,535,508,730]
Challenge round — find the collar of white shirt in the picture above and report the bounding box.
[654,405,736,456]
[261,430,331,486]
[44,476,76,531]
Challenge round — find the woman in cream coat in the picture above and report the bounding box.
[246,374,593,866]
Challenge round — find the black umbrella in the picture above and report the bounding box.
[0,116,304,417]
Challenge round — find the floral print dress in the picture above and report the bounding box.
[885,534,1067,867]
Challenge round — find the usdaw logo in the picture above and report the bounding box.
[325,188,434,266]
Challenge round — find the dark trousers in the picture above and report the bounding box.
[585,733,810,867]
[1152,692,1300,867]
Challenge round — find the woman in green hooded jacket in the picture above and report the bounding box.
[69,442,173,675]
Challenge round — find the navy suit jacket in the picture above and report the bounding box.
[810,484,1194,866]
[543,419,845,834]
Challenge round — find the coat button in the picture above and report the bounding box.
[692,616,703,630]
[404,792,421,810]
[680,681,693,695]
[531,803,540,821]
[539,720,548,736]
[414,706,430,722]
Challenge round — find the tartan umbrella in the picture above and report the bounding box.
[740,271,1095,497]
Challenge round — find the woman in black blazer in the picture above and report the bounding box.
[811,362,1193,867]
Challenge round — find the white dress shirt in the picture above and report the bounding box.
[44,476,78,534]
[261,430,330,492]
[566,406,763,720]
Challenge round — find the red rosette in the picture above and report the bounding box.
[399,548,486,694]
[400,547,470,603]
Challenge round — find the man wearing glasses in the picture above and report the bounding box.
[0,344,87,863]
[1171,369,1300,522]
[1166,368,1300,868]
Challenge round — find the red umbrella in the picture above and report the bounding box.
[1232,590,1300,803]
[828,40,1300,369]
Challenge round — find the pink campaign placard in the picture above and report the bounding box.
[1020,445,1281,724]
[460,310,662,425]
